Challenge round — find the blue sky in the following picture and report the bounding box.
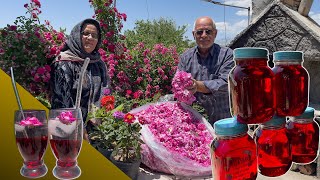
[1,0,320,46]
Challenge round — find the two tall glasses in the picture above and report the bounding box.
[14,108,83,179]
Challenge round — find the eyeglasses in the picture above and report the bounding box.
[195,29,214,36]
[81,31,98,39]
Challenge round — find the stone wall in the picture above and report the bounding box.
[229,4,320,104]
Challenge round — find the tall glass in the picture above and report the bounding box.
[14,109,48,178]
[48,108,83,179]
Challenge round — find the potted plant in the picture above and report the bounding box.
[88,94,143,180]
[109,112,142,180]
[87,94,119,160]
[88,113,118,160]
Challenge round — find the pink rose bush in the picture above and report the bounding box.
[106,42,179,101]
[0,0,65,103]
[172,70,196,105]
[90,0,127,62]
[134,101,214,177]
[89,0,127,56]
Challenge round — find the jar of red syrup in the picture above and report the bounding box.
[254,115,292,177]
[229,47,274,124]
[211,118,257,180]
[287,107,319,164]
[273,51,309,116]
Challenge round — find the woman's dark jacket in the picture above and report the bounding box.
[50,18,110,127]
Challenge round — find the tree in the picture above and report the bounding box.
[124,18,193,53]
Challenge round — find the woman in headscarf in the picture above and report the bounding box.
[50,18,110,141]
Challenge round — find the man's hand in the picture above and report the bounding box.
[187,79,198,94]
[188,79,211,94]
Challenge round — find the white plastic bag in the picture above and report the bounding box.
[131,101,215,177]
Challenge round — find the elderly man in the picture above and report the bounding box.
[178,16,234,124]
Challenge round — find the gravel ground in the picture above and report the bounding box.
[137,167,318,180]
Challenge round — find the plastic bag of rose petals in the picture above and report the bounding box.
[131,101,215,177]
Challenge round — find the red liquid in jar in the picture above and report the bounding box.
[287,121,319,164]
[16,136,48,168]
[229,59,274,124]
[50,139,82,167]
[211,134,257,180]
[255,127,292,177]
[273,64,308,116]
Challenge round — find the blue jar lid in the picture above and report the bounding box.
[263,115,286,127]
[214,117,248,136]
[273,51,304,62]
[295,107,314,119]
[234,47,269,59]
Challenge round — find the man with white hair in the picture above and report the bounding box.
[178,16,234,125]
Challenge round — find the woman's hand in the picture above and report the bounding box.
[83,129,90,142]
[89,118,102,126]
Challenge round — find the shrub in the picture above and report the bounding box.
[0,0,65,101]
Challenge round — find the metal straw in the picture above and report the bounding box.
[10,67,28,138]
[75,57,90,109]
[10,67,26,120]
[74,58,90,141]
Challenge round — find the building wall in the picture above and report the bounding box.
[230,4,320,104]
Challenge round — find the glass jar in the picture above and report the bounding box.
[287,107,319,164]
[229,47,274,124]
[211,118,257,180]
[254,115,292,177]
[273,51,309,116]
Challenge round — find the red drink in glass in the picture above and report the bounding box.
[16,136,48,168]
[273,51,309,116]
[254,116,292,177]
[49,108,83,179]
[287,108,319,164]
[229,48,274,124]
[211,118,257,180]
[50,139,82,167]
[14,110,48,178]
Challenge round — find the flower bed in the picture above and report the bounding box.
[133,101,214,177]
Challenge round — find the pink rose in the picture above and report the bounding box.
[19,117,43,126]
[57,111,76,124]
